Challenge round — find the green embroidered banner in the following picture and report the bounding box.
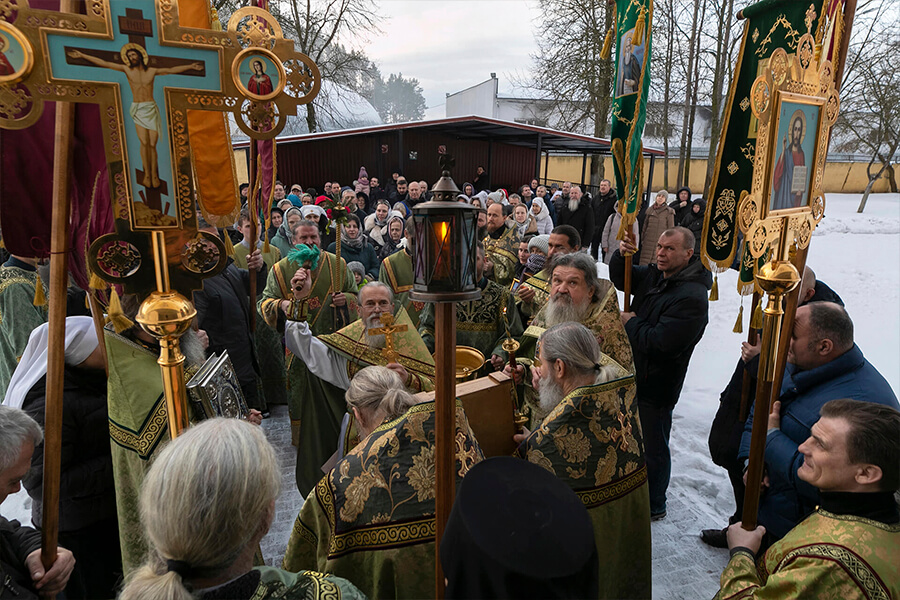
[700,0,812,294]
[611,0,652,238]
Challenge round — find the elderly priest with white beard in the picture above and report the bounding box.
[506,252,634,425]
[282,279,435,393]
[514,322,652,599]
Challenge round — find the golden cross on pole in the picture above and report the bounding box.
[368,313,407,363]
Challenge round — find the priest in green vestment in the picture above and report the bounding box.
[377,217,424,329]
[283,281,435,394]
[258,221,358,496]
[104,320,208,574]
[516,322,651,600]
[483,203,521,287]
[0,255,47,398]
[419,242,523,371]
[716,399,900,600]
[234,211,286,410]
[515,225,581,319]
[509,252,635,426]
[282,400,483,599]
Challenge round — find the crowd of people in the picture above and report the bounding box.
[0,166,897,600]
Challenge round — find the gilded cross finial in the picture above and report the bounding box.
[805,5,817,34]
[368,313,408,363]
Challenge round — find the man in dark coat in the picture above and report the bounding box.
[737,302,897,541]
[193,222,268,412]
[591,179,617,261]
[1,406,76,597]
[610,226,712,520]
[702,266,844,547]
[556,185,594,251]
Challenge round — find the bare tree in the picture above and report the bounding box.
[276,0,382,132]
[524,0,614,185]
[702,0,736,189]
[831,1,899,212]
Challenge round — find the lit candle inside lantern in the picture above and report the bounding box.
[432,218,453,283]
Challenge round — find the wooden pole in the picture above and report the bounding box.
[622,229,635,312]
[40,98,75,570]
[248,145,258,331]
[741,231,799,530]
[433,301,456,600]
[738,290,761,422]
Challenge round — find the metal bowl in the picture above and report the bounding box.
[454,346,486,381]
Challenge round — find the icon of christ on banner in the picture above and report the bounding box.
[67,45,202,189]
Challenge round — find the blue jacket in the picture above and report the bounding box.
[738,344,898,539]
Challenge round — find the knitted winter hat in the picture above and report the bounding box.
[528,234,550,256]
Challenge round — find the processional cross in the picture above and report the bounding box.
[1,0,321,434]
[368,313,407,363]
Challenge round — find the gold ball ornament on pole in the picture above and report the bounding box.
[135,290,196,437]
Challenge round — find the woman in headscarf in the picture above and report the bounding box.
[530,196,553,235]
[266,207,283,243]
[5,317,122,599]
[509,204,538,238]
[326,214,379,280]
[314,196,336,248]
[363,199,392,252]
[377,212,406,262]
[271,206,302,257]
[461,182,475,198]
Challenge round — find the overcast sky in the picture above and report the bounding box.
[365,1,542,112]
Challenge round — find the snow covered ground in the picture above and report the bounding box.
[2,192,897,598]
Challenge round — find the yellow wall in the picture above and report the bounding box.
[542,155,897,195]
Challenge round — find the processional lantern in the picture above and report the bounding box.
[409,155,479,599]
[737,6,840,530]
[410,159,480,302]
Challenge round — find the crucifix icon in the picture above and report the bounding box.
[368,313,408,363]
[50,2,214,225]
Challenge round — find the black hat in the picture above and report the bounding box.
[440,456,598,599]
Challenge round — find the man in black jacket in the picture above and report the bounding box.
[194,221,268,413]
[610,226,711,520]
[1,406,75,598]
[591,179,617,261]
[556,185,594,251]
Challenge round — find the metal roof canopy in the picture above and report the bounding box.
[233,115,665,157]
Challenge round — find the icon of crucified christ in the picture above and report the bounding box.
[67,45,202,189]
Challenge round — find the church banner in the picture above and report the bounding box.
[700,0,814,292]
[610,0,652,238]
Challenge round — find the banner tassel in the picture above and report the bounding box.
[89,269,107,290]
[33,276,47,307]
[600,26,614,60]
[733,304,744,334]
[632,8,646,45]
[750,296,764,329]
[107,288,134,334]
[709,275,719,301]
[263,227,271,255]
[223,231,236,258]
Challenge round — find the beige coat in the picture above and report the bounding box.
[640,201,675,265]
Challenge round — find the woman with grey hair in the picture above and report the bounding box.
[345,365,418,441]
[119,419,364,600]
